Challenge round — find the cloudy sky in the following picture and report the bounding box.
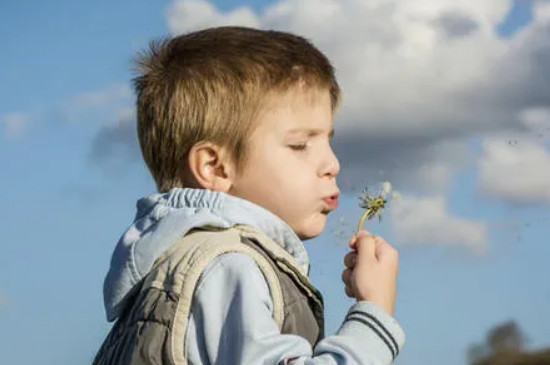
[1,1,549,364]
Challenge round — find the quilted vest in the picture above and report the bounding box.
[93,224,324,365]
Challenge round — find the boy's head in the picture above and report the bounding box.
[134,26,341,239]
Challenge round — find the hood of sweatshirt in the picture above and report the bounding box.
[103,188,310,322]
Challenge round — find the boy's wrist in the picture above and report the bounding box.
[356,296,394,317]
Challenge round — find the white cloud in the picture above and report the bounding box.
[519,106,550,140]
[60,84,132,123]
[534,0,550,23]
[478,136,550,205]
[69,84,131,110]
[166,0,259,34]
[390,193,488,254]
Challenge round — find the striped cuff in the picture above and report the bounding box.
[337,301,405,363]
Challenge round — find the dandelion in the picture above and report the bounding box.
[357,181,396,232]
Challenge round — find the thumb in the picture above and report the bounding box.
[349,230,370,250]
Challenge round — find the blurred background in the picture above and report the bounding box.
[1,1,549,364]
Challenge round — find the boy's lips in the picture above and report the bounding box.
[323,193,339,210]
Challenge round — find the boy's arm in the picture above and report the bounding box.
[185,252,405,365]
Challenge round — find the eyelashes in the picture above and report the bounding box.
[289,143,308,151]
[289,139,333,152]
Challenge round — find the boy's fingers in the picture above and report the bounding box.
[341,268,351,284]
[341,267,353,297]
[349,235,357,249]
[355,234,376,261]
[344,252,356,268]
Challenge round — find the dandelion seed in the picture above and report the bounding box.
[381,181,392,197]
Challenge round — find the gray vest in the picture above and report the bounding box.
[93,224,324,365]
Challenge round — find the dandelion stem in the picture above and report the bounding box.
[357,208,372,233]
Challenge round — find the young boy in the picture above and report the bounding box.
[93,26,405,364]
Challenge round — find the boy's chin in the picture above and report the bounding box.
[298,233,321,241]
[296,224,325,241]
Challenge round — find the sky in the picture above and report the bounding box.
[1,1,549,364]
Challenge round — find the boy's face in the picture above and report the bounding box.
[228,88,340,240]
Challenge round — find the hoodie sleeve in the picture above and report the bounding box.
[184,252,405,365]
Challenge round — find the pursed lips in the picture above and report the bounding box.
[322,192,339,210]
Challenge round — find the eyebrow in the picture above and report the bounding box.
[285,128,335,138]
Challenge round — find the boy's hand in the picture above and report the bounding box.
[341,231,398,316]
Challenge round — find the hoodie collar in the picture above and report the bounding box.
[142,188,310,271]
[103,188,310,321]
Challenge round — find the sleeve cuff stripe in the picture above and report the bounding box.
[347,310,399,357]
[346,311,399,358]
[346,316,396,360]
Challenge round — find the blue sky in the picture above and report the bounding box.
[1,1,549,365]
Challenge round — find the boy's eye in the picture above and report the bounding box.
[289,143,308,151]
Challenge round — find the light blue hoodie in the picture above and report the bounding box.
[103,188,405,364]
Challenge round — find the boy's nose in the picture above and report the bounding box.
[320,146,340,178]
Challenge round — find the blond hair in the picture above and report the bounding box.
[133,26,341,192]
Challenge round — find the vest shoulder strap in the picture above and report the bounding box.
[233,224,323,303]
[145,226,285,364]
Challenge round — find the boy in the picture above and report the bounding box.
[94,26,405,364]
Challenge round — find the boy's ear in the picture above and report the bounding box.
[187,141,235,192]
